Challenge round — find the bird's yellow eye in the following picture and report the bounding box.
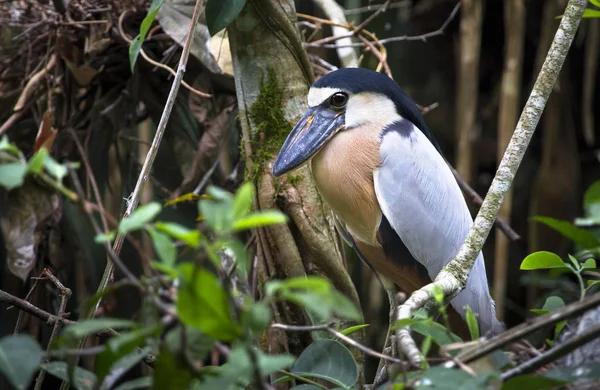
[329,92,348,109]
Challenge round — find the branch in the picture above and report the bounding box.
[271,323,405,366]
[455,292,600,365]
[312,0,359,67]
[501,322,600,380]
[303,2,461,49]
[394,0,588,367]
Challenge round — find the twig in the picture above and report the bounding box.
[454,292,600,365]
[312,0,359,67]
[271,322,404,365]
[394,0,588,367]
[501,322,600,380]
[302,2,461,48]
[117,11,211,99]
[344,0,410,15]
[34,269,72,390]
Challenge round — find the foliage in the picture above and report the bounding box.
[129,0,164,71]
[205,0,248,36]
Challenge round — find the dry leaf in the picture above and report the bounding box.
[0,179,59,281]
[34,110,57,152]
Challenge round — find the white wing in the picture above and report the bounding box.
[374,120,502,335]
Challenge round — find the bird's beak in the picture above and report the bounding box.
[273,107,344,176]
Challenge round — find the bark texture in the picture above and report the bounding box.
[228,0,364,375]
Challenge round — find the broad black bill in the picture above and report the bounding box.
[273,107,344,176]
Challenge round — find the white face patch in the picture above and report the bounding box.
[307,87,345,107]
[345,92,401,128]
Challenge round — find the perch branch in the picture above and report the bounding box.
[394,0,588,367]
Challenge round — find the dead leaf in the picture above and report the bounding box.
[173,93,237,196]
[0,178,59,281]
[34,110,57,152]
[157,0,223,74]
[64,60,100,86]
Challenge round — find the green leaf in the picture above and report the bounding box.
[232,182,253,220]
[465,305,480,340]
[431,284,444,305]
[44,154,68,181]
[199,199,232,232]
[292,339,358,388]
[412,321,462,346]
[150,261,178,279]
[584,180,600,218]
[531,216,600,249]
[155,222,201,249]
[583,8,600,18]
[0,136,22,156]
[41,362,96,390]
[62,318,137,340]
[339,324,369,336]
[541,296,565,312]
[27,148,48,173]
[543,363,600,383]
[164,325,213,364]
[266,276,331,296]
[232,210,288,231]
[102,347,153,389]
[591,0,600,9]
[113,376,153,390]
[147,227,176,266]
[205,0,248,36]
[0,335,43,390]
[0,162,28,189]
[119,202,162,234]
[129,0,164,71]
[153,346,193,390]
[583,258,597,269]
[416,366,488,389]
[501,375,565,390]
[243,302,272,333]
[222,239,249,275]
[95,328,158,384]
[94,231,116,243]
[176,263,242,341]
[520,251,566,270]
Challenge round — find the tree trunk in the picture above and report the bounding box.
[228,0,364,380]
[454,0,484,185]
[494,0,525,321]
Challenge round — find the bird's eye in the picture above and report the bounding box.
[329,92,348,108]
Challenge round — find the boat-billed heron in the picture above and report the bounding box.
[273,68,503,338]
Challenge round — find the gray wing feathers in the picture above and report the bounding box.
[374,124,503,335]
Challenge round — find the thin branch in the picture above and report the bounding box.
[271,322,404,365]
[344,0,410,15]
[302,2,460,49]
[501,322,600,380]
[394,0,588,367]
[454,293,600,365]
[34,269,71,390]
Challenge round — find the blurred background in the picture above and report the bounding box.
[0,0,599,387]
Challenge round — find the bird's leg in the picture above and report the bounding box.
[374,277,399,385]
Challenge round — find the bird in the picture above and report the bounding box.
[272,67,503,339]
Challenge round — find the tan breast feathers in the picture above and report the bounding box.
[311,124,383,246]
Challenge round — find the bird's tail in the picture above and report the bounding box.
[451,254,504,337]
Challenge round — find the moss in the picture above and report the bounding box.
[247,69,292,181]
[286,174,304,185]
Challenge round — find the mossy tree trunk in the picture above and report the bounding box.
[228,0,364,378]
